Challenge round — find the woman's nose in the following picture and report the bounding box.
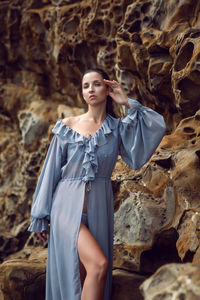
[89,84,94,92]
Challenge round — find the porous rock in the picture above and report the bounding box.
[1,0,200,298]
[0,259,45,300]
[140,263,200,300]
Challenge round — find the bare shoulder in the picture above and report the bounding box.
[62,115,82,127]
[62,116,75,126]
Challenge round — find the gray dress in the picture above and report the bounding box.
[28,98,166,300]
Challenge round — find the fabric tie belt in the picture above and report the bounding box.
[60,176,111,191]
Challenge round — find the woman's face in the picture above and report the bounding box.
[82,72,109,106]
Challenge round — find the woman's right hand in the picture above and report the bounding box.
[37,230,47,242]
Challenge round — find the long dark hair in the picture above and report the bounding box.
[83,68,116,118]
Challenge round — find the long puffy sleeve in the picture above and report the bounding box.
[119,98,166,170]
[28,134,64,233]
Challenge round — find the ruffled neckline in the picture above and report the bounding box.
[52,114,118,186]
[52,114,118,146]
[60,115,108,140]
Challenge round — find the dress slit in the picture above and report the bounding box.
[82,184,88,214]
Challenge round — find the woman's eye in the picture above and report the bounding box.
[83,82,101,88]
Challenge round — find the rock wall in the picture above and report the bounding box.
[1,0,200,299]
[140,263,200,300]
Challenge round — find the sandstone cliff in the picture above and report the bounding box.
[1,0,200,299]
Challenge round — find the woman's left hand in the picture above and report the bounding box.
[103,79,130,108]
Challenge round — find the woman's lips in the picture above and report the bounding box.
[89,95,96,99]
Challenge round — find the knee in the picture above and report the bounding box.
[93,257,109,279]
[99,257,109,274]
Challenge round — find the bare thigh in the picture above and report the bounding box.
[77,223,107,272]
[79,257,86,287]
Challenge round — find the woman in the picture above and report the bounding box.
[28,68,166,300]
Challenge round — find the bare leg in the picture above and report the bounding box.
[79,259,86,287]
[77,223,109,300]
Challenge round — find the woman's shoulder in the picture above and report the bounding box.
[62,115,79,127]
[52,116,81,141]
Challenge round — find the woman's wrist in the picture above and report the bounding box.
[123,97,130,108]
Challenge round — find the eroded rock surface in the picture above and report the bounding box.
[112,269,146,300]
[1,0,200,299]
[140,263,200,300]
[0,259,46,300]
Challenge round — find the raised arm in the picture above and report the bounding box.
[103,79,166,169]
[119,98,166,169]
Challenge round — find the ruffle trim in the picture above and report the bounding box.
[52,115,117,144]
[27,217,49,233]
[52,115,118,184]
[121,98,156,128]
